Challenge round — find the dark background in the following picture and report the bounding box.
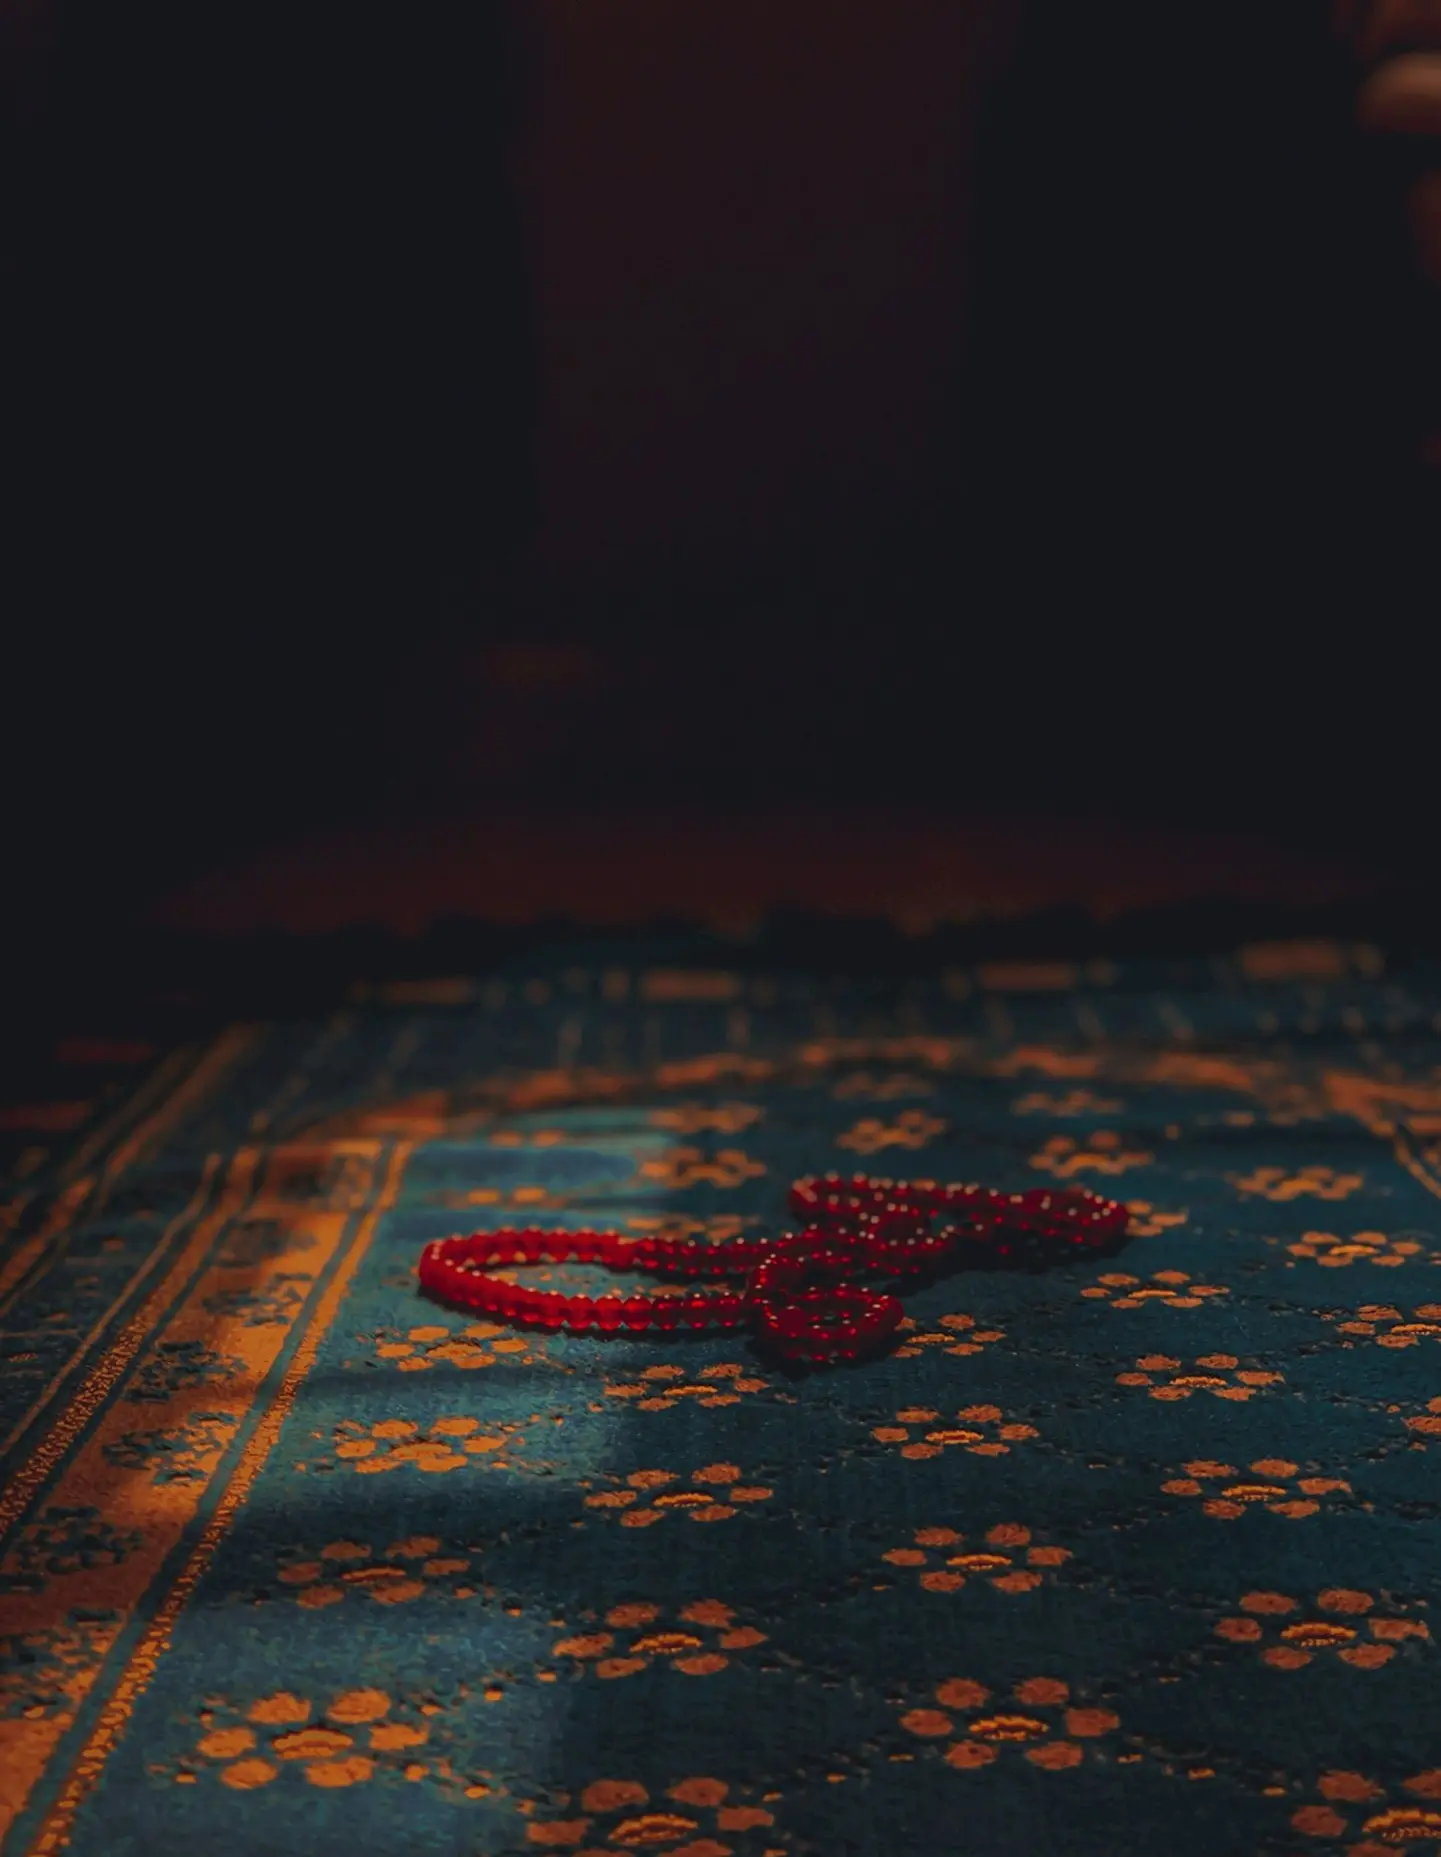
[3,0,1438,987]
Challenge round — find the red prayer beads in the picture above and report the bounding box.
[417,1172,1129,1365]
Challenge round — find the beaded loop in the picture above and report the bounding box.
[417,1173,1128,1364]
[410,1173,1129,1366]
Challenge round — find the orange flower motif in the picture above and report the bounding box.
[1286,1775,1441,1851]
[1123,1201,1189,1238]
[890,1312,1007,1361]
[1161,1459,1351,1520]
[1286,1229,1428,1268]
[582,1467,774,1528]
[274,1537,475,1609]
[319,1414,533,1475]
[872,1406,1039,1460]
[992,1046,1100,1079]
[551,1601,767,1679]
[650,1103,763,1135]
[1325,1305,1441,1348]
[1081,1268,1229,1310]
[879,1522,1071,1595]
[369,1319,515,1373]
[1115,1354,1283,1401]
[1030,1132,1153,1178]
[637,1147,766,1190]
[171,1690,439,1792]
[1231,1166,1364,1201]
[1213,1591,1428,1668]
[603,1362,771,1412]
[1011,1090,1123,1118]
[836,1109,946,1155]
[529,1778,773,1852]
[899,1679,1121,1771]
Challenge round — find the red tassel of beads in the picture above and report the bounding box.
[417,1172,1129,1365]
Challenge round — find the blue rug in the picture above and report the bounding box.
[3,939,1440,1855]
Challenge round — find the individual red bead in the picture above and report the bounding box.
[593,1297,625,1332]
[652,1298,683,1331]
[621,1296,653,1332]
[564,1295,595,1332]
[461,1275,494,1310]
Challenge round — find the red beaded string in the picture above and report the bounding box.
[417,1172,1129,1365]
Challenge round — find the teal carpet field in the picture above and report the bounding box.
[3,940,1441,1855]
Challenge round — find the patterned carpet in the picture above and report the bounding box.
[3,937,1441,1855]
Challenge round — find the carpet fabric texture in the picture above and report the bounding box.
[3,939,1441,1855]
